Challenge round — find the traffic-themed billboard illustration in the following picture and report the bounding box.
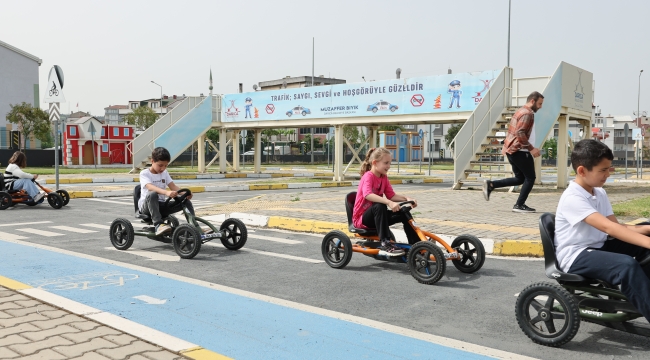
[221,69,499,122]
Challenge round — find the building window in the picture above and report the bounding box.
[114,128,119,136]
[70,127,76,136]
[131,103,138,109]
[101,128,105,136]
[123,128,129,136]
[300,127,328,134]
[103,144,108,152]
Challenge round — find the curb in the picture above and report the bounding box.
[0,276,229,360]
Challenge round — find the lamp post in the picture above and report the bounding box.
[638,70,644,178]
[151,81,162,117]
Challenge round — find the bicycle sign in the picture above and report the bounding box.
[30,272,139,292]
[49,82,59,96]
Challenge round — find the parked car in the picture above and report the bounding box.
[367,100,398,113]
[243,150,269,156]
[307,150,325,155]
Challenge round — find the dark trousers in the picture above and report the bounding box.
[569,238,650,322]
[490,151,536,206]
[361,202,420,244]
[142,192,194,225]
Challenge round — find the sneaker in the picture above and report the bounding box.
[33,192,45,203]
[155,223,172,236]
[512,204,536,213]
[201,227,214,234]
[379,240,405,257]
[482,180,493,201]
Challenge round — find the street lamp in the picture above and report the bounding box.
[639,70,644,177]
[151,81,162,117]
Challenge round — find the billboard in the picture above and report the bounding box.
[222,70,500,122]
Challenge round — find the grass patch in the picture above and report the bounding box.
[612,195,650,218]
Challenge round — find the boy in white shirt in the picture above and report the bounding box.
[139,147,194,235]
[555,139,650,322]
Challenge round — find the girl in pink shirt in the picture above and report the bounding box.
[353,147,419,256]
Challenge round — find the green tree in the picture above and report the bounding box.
[444,124,463,151]
[542,138,558,159]
[302,134,322,153]
[6,102,50,150]
[124,106,159,130]
[205,128,219,146]
[41,128,54,149]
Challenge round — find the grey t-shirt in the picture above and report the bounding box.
[138,168,173,211]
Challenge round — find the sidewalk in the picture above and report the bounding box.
[0,285,190,360]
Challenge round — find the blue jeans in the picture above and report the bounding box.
[12,179,39,198]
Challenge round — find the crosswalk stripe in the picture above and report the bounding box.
[80,223,111,230]
[16,229,64,237]
[84,198,131,205]
[249,234,303,244]
[50,226,98,234]
[0,231,28,240]
[204,243,322,263]
[0,221,52,228]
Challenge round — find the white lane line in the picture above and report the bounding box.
[1,237,534,360]
[249,234,303,245]
[0,232,28,240]
[104,247,180,262]
[16,229,64,237]
[84,198,131,205]
[80,223,111,230]
[50,226,98,234]
[0,221,52,228]
[203,242,322,263]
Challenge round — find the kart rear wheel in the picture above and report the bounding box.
[515,282,580,347]
[451,235,486,273]
[220,218,248,250]
[407,241,446,285]
[56,190,70,206]
[173,224,202,259]
[321,230,352,269]
[0,192,11,210]
[110,218,135,250]
[47,193,64,209]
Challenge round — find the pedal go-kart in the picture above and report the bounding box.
[515,213,650,347]
[321,192,486,285]
[0,174,69,210]
[109,185,247,259]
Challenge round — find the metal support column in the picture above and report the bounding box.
[219,128,227,173]
[197,134,205,173]
[334,125,343,181]
[254,129,262,173]
[556,114,569,188]
[232,130,240,172]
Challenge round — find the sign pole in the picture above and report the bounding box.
[395,128,401,174]
[49,102,61,190]
[624,123,629,179]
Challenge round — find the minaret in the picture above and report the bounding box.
[209,68,213,96]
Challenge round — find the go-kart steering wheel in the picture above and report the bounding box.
[165,188,192,208]
[639,252,650,267]
[398,200,415,208]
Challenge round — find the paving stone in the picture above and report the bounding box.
[96,341,161,359]
[32,314,86,330]
[69,320,101,331]
[3,304,56,317]
[68,352,113,360]
[139,350,184,360]
[13,299,41,308]
[0,334,30,347]
[8,335,73,356]
[101,333,136,346]
[62,326,121,343]
[0,311,11,319]
[0,346,20,358]
[0,313,49,328]
[17,348,67,360]
[0,323,40,339]
[0,302,23,311]
[38,309,69,319]
[53,337,120,358]
[21,324,80,341]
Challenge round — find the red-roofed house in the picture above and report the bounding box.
[63,116,135,165]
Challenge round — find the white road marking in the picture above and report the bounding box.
[0,231,28,240]
[16,229,64,237]
[133,295,167,305]
[81,223,111,230]
[50,226,98,234]
[104,247,180,262]
[203,242,321,263]
[85,198,131,205]
[249,234,303,244]
[0,221,52,227]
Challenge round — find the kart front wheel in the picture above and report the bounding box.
[220,218,248,250]
[451,234,486,273]
[407,241,446,285]
[47,193,64,209]
[0,192,11,210]
[515,282,580,347]
[110,218,135,250]
[173,224,202,259]
[56,190,70,206]
[321,230,352,269]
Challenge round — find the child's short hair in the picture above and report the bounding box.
[151,147,171,162]
[8,151,27,168]
[571,139,613,171]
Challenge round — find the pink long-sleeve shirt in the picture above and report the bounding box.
[352,171,395,229]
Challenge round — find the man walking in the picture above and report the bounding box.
[482,91,544,213]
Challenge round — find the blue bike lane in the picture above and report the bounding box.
[0,239,526,360]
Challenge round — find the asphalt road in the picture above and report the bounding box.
[2,188,650,359]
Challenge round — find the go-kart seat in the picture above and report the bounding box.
[133,184,152,222]
[0,173,20,194]
[539,213,590,283]
[345,192,377,236]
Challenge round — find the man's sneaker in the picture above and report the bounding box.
[512,204,536,213]
[379,240,405,257]
[482,180,493,201]
[33,192,45,203]
[155,223,172,236]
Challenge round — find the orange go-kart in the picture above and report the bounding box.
[321,192,486,285]
[0,174,69,210]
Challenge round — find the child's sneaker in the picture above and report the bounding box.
[482,180,493,201]
[155,223,172,236]
[379,240,405,257]
[512,204,536,213]
[33,192,45,203]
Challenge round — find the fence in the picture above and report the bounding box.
[0,149,63,167]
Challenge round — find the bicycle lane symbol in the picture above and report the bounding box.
[30,272,139,292]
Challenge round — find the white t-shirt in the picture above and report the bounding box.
[138,168,173,211]
[554,181,614,272]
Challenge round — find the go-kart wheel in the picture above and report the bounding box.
[321,230,352,269]
[515,282,580,347]
[220,218,248,250]
[451,235,486,273]
[172,224,202,259]
[47,193,64,209]
[56,190,70,206]
[0,192,11,210]
[110,218,135,250]
[407,241,446,285]
[164,215,180,229]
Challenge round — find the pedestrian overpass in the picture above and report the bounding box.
[129,62,593,189]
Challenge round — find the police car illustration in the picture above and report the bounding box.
[367,100,398,113]
[286,105,311,117]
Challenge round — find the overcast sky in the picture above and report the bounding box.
[1,0,648,117]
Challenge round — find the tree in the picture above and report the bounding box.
[41,128,54,149]
[302,134,322,153]
[542,138,558,159]
[124,106,159,130]
[6,102,50,150]
[444,124,463,151]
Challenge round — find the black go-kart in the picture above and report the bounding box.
[515,213,650,347]
[109,185,247,259]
